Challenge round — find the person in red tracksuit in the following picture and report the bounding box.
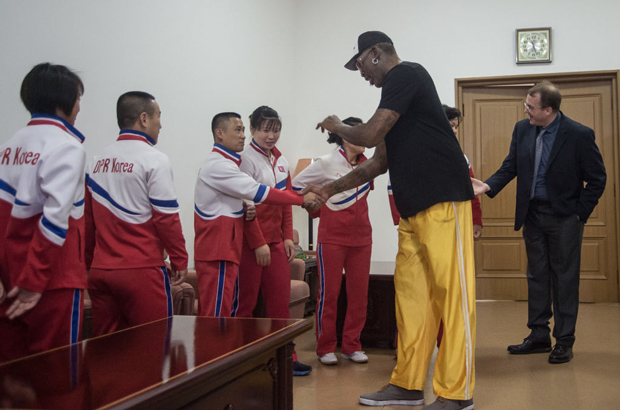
[388,105,483,349]
[293,117,373,366]
[0,63,86,363]
[233,106,312,376]
[193,112,318,325]
[85,92,189,336]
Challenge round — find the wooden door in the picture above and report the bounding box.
[458,73,618,302]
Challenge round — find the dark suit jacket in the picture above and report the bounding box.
[485,112,606,230]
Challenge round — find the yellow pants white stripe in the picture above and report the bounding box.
[390,201,476,400]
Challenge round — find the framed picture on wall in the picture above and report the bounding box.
[516,28,552,64]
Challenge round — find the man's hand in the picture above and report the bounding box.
[169,269,188,286]
[301,191,325,213]
[0,280,5,304]
[300,184,330,202]
[254,244,271,267]
[283,239,295,263]
[6,287,42,320]
[473,224,483,240]
[316,115,342,134]
[243,202,256,221]
[471,178,490,196]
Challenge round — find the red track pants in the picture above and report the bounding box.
[196,260,238,317]
[233,240,291,319]
[316,242,371,356]
[0,288,83,363]
[88,266,172,336]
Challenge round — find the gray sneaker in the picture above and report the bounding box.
[422,396,474,410]
[359,384,424,406]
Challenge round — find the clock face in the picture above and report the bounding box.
[516,28,552,64]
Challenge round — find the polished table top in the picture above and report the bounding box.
[0,316,311,409]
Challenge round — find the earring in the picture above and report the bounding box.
[372,58,379,65]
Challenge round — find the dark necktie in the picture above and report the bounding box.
[530,128,546,199]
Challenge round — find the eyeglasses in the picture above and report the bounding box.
[355,49,371,71]
[524,102,548,112]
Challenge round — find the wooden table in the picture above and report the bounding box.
[0,316,312,409]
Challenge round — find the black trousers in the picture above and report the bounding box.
[522,200,584,347]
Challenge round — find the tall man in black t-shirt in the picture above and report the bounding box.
[302,31,475,410]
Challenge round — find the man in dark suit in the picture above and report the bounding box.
[472,81,606,364]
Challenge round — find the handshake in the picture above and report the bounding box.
[298,184,331,212]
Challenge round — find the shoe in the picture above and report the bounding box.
[548,345,573,364]
[341,351,368,363]
[293,361,312,376]
[422,396,474,410]
[507,338,552,354]
[318,352,338,365]
[359,384,424,406]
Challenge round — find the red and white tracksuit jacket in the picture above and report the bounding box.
[194,143,304,317]
[292,146,373,355]
[232,140,294,319]
[0,114,87,361]
[85,129,189,335]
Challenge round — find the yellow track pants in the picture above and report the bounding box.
[390,201,476,400]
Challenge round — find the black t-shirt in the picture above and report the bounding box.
[379,62,474,218]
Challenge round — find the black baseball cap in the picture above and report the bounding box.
[344,31,394,71]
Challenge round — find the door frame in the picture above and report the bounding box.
[455,70,620,301]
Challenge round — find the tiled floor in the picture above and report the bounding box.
[293,301,620,409]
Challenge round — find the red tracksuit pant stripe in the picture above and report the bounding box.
[70,289,81,344]
[215,261,226,316]
[161,266,173,317]
[316,242,371,356]
[231,275,240,317]
[196,260,238,317]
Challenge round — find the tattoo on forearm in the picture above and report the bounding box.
[329,159,382,194]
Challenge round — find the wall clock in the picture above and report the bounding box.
[516,28,551,64]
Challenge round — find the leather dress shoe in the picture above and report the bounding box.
[548,345,573,364]
[507,338,552,354]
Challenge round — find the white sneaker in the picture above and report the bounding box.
[319,352,338,365]
[341,351,368,363]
